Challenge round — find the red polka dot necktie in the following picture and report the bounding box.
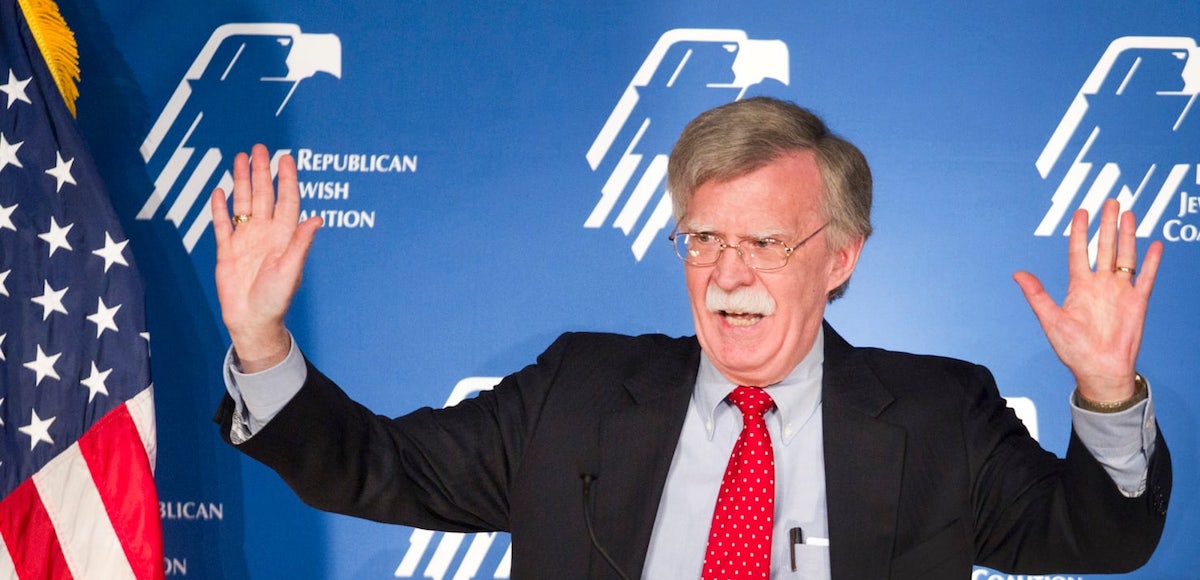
[702,386,776,579]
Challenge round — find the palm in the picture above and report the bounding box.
[210,145,322,368]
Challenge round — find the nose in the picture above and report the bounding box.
[710,244,756,290]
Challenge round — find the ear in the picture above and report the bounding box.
[826,235,865,293]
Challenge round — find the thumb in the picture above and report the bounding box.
[1013,271,1059,328]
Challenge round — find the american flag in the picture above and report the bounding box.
[0,0,162,578]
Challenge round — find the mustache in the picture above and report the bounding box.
[706,284,776,316]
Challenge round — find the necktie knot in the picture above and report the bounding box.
[729,385,774,418]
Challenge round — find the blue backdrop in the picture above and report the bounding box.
[62,1,1199,578]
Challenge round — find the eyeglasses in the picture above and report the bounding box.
[668,223,827,272]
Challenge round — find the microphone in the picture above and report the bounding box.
[578,453,631,580]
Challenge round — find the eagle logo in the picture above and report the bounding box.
[136,24,342,252]
[585,29,790,260]
[1035,36,1200,252]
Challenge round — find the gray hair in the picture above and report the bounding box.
[667,97,873,301]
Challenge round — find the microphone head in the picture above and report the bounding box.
[576,443,600,481]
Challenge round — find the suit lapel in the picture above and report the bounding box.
[590,338,699,578]
[821,323,906,579]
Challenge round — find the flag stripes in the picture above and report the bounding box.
[0,388,157,579]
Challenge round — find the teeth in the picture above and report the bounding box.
[722,311,763,327]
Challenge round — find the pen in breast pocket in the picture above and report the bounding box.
[788,527,830,571]
[789,527,803,571]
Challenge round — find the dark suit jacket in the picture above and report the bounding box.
[219,323,1171,579]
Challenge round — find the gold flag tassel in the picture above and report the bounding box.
[16,0,80,116]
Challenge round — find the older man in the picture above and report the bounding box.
[212,97,1169,579]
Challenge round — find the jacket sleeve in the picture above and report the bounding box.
[214,333,578,532]
[962,362,1172,573]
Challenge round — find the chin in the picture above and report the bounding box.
[712,348,782,384]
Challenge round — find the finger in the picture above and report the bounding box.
[1115,209,1138,272]
[1135,240,1164,296]
[1094,199,1120,273]
[1066,209,1091,278]
[250,143,276,220]
[278,216,324,281]
[230,151,252,219]
[211,187,232,250]
[274,153,301,225]
[1013,271,1060,328]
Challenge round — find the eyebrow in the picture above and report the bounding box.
[679,220,716,233]
[745,229,792,240]
[680,223,794,240]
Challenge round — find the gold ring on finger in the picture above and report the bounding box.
[232,214,252,225]
[1114,266,1136,276]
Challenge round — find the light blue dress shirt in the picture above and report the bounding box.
[642,330,830,579]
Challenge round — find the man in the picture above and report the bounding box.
[212,97,1169,578]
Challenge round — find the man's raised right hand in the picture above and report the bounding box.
[210,144,323,373]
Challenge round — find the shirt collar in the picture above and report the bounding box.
[694,327,825,445]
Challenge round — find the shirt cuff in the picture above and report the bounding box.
[1070,380,1158,498]
[223,333,308,444]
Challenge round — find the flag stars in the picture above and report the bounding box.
[0,333,6,361]
[23,345,61,386]
[45,151,76,192]
[87,297,121,337]
[0,132,23,173]
[0,69,31,108]
[31,280,68,320]
[92,232,130,272]
[0,269,9,297]
[81,362,112,403]
[38,216,74,256]
[18,409,56,451]
[0,201,16,232]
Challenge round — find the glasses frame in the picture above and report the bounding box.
[668,223,828,272]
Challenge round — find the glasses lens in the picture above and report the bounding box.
[675,233,720,265]
[742,239,788,270]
